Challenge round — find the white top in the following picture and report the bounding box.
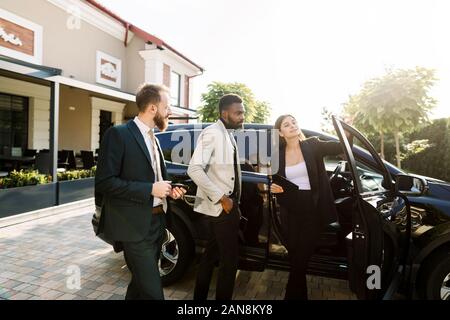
[133,117,166,211]
[285,161,311,190]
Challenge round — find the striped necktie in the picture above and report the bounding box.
[148,129,162,182]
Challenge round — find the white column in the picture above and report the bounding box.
[139,49,164,83]
[29,98,51,150]
[91,108,101,151]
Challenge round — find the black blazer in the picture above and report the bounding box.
[95,120,169,242]
[276,137,343,225]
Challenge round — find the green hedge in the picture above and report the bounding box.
[0,166,96,189]
[57,166,96,181]
[0,170,51,189]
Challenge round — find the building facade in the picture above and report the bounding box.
[0,0,203,152]
[0,0,204,217]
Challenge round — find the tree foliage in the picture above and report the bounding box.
[402,118,450,182]
[197,82,271,123]
[343,67,437,168]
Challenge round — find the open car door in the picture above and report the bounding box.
[332,116,406,300]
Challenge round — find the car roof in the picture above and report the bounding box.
[157,122,404,175]
[159,123,273,132]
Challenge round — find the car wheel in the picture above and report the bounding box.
[159,216,194,286]
[419,248,450,300]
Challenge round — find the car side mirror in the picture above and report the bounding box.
[394,174,427,196]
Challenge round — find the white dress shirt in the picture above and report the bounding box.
[133,117,167,212]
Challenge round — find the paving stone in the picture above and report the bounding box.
[0,209,357,300]
[9,292,33,300]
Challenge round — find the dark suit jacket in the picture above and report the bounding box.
[276,137,343,225]
[95,120,169,242]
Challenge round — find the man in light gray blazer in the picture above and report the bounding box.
[187,94,245,300]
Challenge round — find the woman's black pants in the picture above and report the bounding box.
[280,189,323,300]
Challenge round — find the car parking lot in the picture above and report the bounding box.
[0,206,356,300]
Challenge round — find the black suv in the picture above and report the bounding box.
[94,117,450,300]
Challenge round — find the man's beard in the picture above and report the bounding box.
[229,120,244,130]
[154,111,169,131]
[222,117,243,130]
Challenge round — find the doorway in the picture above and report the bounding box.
[99,110,113,145]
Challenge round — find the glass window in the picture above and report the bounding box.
[356,160,386,193]
[0,93,28,156]
[345,132,388,194]
[170,72,181,107]
[157,130,198,164]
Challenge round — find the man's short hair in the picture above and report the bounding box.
[219,94,243,114]
[135,83,169,112]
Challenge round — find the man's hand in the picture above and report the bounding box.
[151,181,172,198]
[169,187,187,200]
[220,195,234,214]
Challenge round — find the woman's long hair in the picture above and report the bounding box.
[274,114,306,148]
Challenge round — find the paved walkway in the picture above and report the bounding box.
[0,208,356,300]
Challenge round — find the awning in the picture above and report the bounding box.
[45,75,136,102]
[1,55,197,116]
[0,55,61,80]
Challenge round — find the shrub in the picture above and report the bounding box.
[0,170,51,189]
[57,167,96,181]
[402,118,450,182]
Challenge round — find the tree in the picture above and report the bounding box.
[253,100,272,124]
[343,93,387,159]
[197,82,271,123]
[343,67,437,168]
[320,106,336,134]
[402,118,450,182]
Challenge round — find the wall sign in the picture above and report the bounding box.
[96,51,122,89]
[0,8,43,65]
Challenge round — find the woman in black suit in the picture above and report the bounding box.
[271,114,345,300]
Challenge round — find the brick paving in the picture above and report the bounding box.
[0,208,356,300]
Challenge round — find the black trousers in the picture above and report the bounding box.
[280,190,323,300]
[122,213,166,300]
[194,202,240,300]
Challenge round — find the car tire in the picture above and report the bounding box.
[160,216,194,286]
[418,248,450,300]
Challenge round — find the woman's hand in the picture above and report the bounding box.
[270,183,284,194]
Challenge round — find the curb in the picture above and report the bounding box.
[0,198,95,228]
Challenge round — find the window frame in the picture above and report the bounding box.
[0,92,29,155]
[170,71,181,107]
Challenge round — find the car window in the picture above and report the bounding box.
[342,130,391,194]
[235,129,259,165]
[356,160,386,193]
[234,129,274,174]
[324,155,341,173]
[157,132,176,162]
[157,130,199,165]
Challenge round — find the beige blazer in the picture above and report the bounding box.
[187,120,242,217]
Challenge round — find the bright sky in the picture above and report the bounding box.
[99,0,450,130]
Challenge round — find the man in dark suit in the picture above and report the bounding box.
[95,83,186,300]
